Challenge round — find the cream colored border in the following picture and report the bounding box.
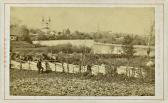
[0,0,168,103]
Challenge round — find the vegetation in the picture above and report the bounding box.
[10,24,32,43]
[11,24,155,46]
[10,40,155,96]
[122,35,136,58]
[10,69,154,96]
[10,23,155,96]
[47,44,91,54]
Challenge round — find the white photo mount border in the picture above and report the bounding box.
[1,1,165,101]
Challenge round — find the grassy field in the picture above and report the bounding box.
[11,41,154,57]
[10,69,154,96]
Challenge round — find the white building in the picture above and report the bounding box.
[41,17,51,35]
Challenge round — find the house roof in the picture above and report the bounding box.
[29,33,39,36]
[10,34,18,36]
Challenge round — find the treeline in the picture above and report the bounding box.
[10,24,155,46]
[94,32,154,46]
[47,43,91,54]
[10,24,32,44]
[44,38,137,66]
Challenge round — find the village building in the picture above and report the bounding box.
[41,17,51,35]
[10,34,18,41]
[29,33,39,41]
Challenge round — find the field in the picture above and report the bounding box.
[10,41,155,96]
[11,41,155,56]
[10,69,155,96]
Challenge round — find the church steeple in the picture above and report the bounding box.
[41,17,51,35]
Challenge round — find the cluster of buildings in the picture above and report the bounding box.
[11,17,57,41]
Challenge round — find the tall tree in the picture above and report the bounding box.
[122,35,135,59]
[122,35,135,78]
[19,25,32,43]
[147,22,155,59]
[65,28,71,35]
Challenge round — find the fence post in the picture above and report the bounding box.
[73,66,74,73]
[67,63,69,73]
[20,60,22,70]
[62,62,65,72]
[28,60,31,70]
[129,68,131,78]
[132,68,135,77]
[139,67,144,79]
[126,67,128,77]
[55,62,57,72]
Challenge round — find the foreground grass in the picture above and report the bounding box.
[10,69,154,96]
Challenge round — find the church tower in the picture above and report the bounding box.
[41,17,51,35]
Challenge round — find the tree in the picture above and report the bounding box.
[38,34,48,40]
[20,25,32,43]
[122,35,135,59]
[29,28,37,34]
[147,22,155,59]
[65,28,71,35]
[122,35,136,78]
[74,30,80,35]
[10,24,20,36]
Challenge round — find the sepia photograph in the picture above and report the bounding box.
[9,7,156,96]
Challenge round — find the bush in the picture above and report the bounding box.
[48,44,92,54]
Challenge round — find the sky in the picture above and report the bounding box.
[11,7,155,35]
